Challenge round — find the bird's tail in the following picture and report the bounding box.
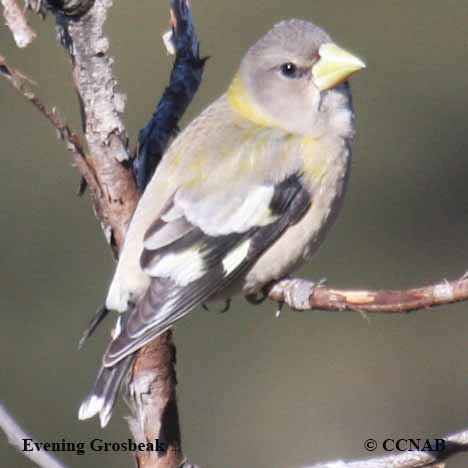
[78,354,134,427]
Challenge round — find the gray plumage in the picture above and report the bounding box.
[79,19,364,426]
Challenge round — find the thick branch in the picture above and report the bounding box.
[126,331,184,468]
[3,1,192,467]
[0,402,68,468]
[54,0,138,253]
[268,273,468,313]
[0,52,182,466]
[2,0,37,47]
[51,1,192,467]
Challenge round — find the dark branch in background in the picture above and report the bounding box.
[133,0,206,192]
[1,1,468,468]
[0,402,68,468]
[2,0,37,47]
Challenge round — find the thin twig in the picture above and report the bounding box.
[1,0,37,47]
[268,272,468,313]
[0,54,103,205]
[0,402,68,468]
[306,428,468,468]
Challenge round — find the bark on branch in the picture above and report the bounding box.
[268,272,468,314]
[49,1,186,467]
[53,0,137,254]
[2,0,36,47]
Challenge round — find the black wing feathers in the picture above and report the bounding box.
[104,173,310,367]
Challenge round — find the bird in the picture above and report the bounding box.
[78,18,365,427]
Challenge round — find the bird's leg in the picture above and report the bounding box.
[246,276,327,315]
[246,278,287,306]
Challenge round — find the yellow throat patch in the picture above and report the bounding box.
[227,74,276,128]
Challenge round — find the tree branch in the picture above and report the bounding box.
[53,0,137,254]
[0,54,102,198]
[1,0,37,47]
[133,0,205,192]
[3,0,195,465]
[268,272,468,313]
[50,1,195,467]
[0,402,68,468]
[126,330,184,468]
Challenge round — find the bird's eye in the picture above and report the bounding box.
[280,62,299,78]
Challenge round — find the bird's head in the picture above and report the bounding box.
[228,19,365,137]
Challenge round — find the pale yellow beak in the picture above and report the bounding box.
[312,43,366,91]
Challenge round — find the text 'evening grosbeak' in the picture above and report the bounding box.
[79,19,365,427]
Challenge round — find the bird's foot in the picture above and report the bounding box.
[219,299,231,313]
[245,290,268,305]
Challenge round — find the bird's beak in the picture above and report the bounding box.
[312,43,366,91]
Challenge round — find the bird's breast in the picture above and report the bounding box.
[243,136,351,293]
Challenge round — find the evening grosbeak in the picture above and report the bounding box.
[79,19,365,427]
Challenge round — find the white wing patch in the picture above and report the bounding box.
[178,185,277,236]
[222,240,251,275]
[144,247,205,286]
[232,185,276,229]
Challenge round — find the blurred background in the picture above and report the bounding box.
[1,1,468,467]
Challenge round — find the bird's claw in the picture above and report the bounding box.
[219,299,231,313]
[202,299,231,313]
[245,291,268,305]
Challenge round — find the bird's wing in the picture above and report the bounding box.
[103,172,310,367]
